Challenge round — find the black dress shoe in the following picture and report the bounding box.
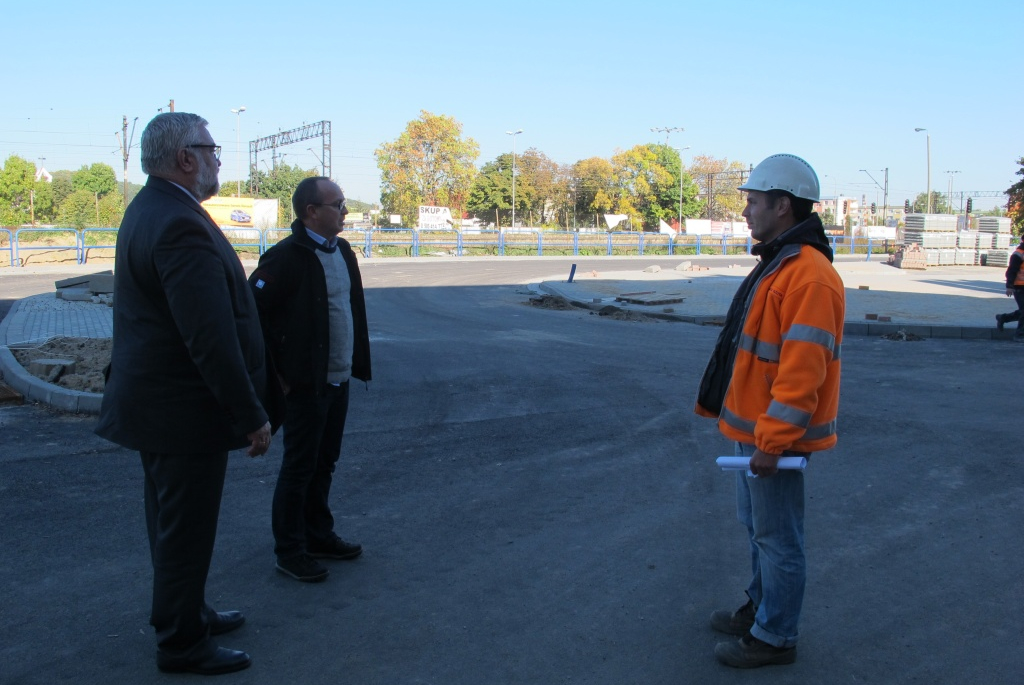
[157,647,252,675]
[208,610,245,636]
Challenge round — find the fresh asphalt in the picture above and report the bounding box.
[0,257,1021,684]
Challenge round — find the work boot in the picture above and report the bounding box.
[710,599,756,636]
[715,632,797,669]
[996,314,1005,331]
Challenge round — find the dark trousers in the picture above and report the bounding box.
[140,450,227,660]
[273,381,349,560]
[1001,289,1024,336]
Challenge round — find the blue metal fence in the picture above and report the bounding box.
[0,226,898,266]
[14,228,79,266]
[79,229,118,264]
[0,228,13,267]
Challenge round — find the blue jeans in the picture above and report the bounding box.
[734,442,805,648]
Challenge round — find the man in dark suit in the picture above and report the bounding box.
[96,112,274,676]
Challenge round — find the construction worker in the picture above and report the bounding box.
[995,236,1024,342]
[695,154,845,668]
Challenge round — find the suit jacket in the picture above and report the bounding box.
[96,176,276,453]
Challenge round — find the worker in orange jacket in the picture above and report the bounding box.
[995,237,1024,341]
[695,154,844,669]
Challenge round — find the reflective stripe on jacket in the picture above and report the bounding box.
[695,243,845,454]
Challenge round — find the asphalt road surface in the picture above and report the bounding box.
[1,258,1020,684]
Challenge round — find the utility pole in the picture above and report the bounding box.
[944,170,961,214]
[115,115,139,202]
[882,167,889,227]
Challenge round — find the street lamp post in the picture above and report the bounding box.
[944,170,961,213]
[651,126,683,145]
[506,129,523,230]
[914,128,931,213]
[675,146,691,231]
[231,106,246,196]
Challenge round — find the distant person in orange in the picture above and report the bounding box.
[995,235,1024,342]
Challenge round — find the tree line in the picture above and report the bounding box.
[0,111,748,233]
[0,157,128,229]
[13,111,1011,234]
[376,110,750,231]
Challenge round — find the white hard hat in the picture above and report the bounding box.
[738,154,820,202]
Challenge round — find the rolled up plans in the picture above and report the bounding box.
[716,456,807,471]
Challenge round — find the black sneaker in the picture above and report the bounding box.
[276,554,329,582]
[996,314,1005,331]
[308,536,362,560]
[710,599,756,636]
[715,632,797,669]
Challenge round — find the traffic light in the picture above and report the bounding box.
[904,199,911,213]
[843,200,849,214]
[966,197,973,213]
[871,203,876,215]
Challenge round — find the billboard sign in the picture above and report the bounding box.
[418,205,454,230]
[201,197,279,229]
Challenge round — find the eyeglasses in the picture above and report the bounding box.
[187,144,222,161]
[312,200,347,212]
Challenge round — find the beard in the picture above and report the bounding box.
[192,158,220,202]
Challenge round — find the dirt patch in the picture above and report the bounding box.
[880,330,925,342]
[592,306,659,323]
[12,337,111,393]
[527,294,577,310]
[526,295,660,322]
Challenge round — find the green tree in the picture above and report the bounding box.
[253,162,317,226]
[912,191,949,214]
[466,154,513,228]
[32,180,55,224]
[72,163,118,197]
[1006,157,1024,233]
[218,183,253,199]
[375,110,479,227]
[51,170,75,209]
[59,189,101,229]
[98,192,125,227]
[0,155,37,226]
[572,157,615,228]
[689,155,748,220]
[610,143,684,230]
[516,148,558,226]
[58,187,126,229]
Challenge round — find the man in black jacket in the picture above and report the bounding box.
[249,176,372,582]
[96,112,275,675]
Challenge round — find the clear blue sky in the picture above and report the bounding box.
[3,0,1020,210]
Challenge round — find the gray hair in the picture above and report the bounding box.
[140,112,209,176]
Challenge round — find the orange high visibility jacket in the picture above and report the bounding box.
[1009,247,1024,288]
[695,244,845,454]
